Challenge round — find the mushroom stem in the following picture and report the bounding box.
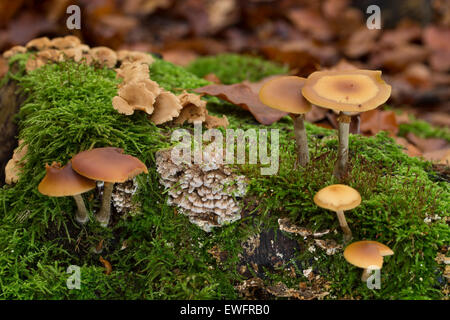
[361,268,373,282]
[334,112,351,181]
[97,182,114,227]
[73,194,89,224]
[336,209,352,242]
[291,113,309,168]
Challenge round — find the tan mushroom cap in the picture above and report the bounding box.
[344,241,394,269]
[71,147,148,183]
[38,162,96,197]
[302,69,391,113]
[26,37,51,51]
[314,184,361,211]
[259,76,312,114]
[90,47,117,68]
[150,91,183,125]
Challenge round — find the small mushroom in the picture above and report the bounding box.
[2,45,27,59]
[313,184,361,242]
[117,50,154,66]
[38,162,96,224]
[150,91,183,125]
[116,81,158,114]
[343,240,394,282]
[302,70,391,179]
[50,35,81,50]
[259,76,312,167]
[26,37,51,51]
[116,62,150,84]
[71,147,148,227]
[90,46,118,68]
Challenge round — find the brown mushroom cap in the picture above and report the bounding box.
[259,76,312,114]
[313,184,361,211]
[302,69,391,113]
[343,240,394,269]
[38,162,96,197]
[71,147,148,183]
[90,47,118,68]
[26,37,51,51]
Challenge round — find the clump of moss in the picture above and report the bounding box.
[399,118,450,142]
[187,53,288,84]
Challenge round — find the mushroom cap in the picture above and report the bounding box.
[314,184,361,211]
[259,76,312,114]
[71,147,148,183]
[150,91,183,125]
[26,37,51,51]
[38,162,96,197]
[302,69,391,113]
[343,240,394,269]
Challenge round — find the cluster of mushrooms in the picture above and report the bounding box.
[38,147,147,227]
[259,69,391,179]
[259,70,394,282]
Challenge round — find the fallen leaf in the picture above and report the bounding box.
[287,8,334,42]
[160,49,198,67]
[194,83,288,125]
[360,109,399,136]
[405,132,449,153]
[99,256,112,275]
[393,137,422,157]
[422,148,450,165]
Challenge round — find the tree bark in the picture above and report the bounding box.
[0,80,25,186]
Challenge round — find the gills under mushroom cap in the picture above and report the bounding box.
[71,147,148,183]
[344,240,394,269]
[314,184,361,211]
[38,162,96,197]
[302,69,391,113]
[259,76,311,114]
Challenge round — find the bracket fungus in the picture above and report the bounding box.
[313,184,361,242]
[302,69,391,180]
[259,76,312,167]
[156,144,247,232]
[38,162,96,224]
[343,240,394,282]
[71,147,148,227]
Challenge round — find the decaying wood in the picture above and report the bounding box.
[0,80,25,186]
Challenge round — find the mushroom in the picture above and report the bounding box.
[38,162,96,224]
[90,47,118,68]
[302,70,391,179]
[50,35,81,50]
[343,240,394,282]
[259,76,312,167]
[150,91,183,125]
[2,45,27,59]
[313,184,361,242]
[116,62,150,84]
[117,50,154,66]
[116,81,158,114]
[71,147,148,227]
[26,37,51,51]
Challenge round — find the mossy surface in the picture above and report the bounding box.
[187,53,288,84]
[0,54,448,300]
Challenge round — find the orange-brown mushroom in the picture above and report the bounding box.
[259,76,312,167]
[313,184,361,242]
[38,162,96,224]
[344,240,394,281]
[50,35,81,50]
[302,69,391,179]
[116,81,158,114]
[117,50,154,66]
[71,147,148,226]
[2,45,27,59]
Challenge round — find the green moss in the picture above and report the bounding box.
[187,53,288,84]
[399,118,450,142]
[0,56,448,300]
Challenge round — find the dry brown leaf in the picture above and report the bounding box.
[360,109,399,136]
[99,256,112,275]
[0,57,8,78]
[393,137,422,158]
[287,8,333,42]
[422,148,450,165]
[405,132,449,153]
[194,83,288,125]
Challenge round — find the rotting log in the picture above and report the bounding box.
[0,80,25,186]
